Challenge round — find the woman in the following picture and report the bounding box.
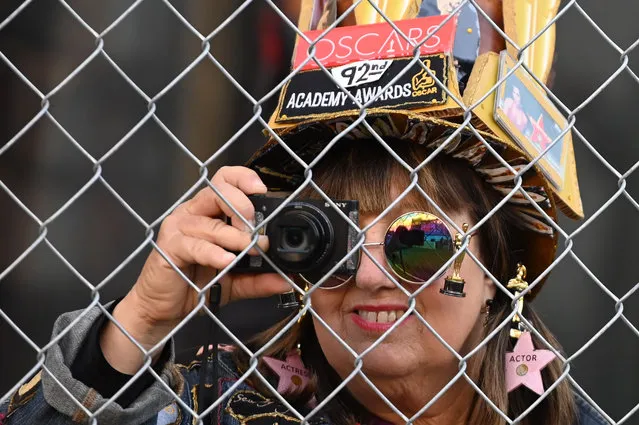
[502,85,530,134]
[0,136,607,425]
[0,1,606,423]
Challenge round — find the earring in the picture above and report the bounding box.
[480,299,493,327]
[506,263,528,339]
[504,263,557,395]
[265,282,311,395]
[480,299,493,315]
[296,280,310,336]
[277,282,308,347]
[440,223,471,297]
[277,290,299,309]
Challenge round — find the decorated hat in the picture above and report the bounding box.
[246,0,583,297]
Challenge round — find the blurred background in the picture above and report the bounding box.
[1,0,638,421]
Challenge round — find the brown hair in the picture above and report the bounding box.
[233,137,576,425]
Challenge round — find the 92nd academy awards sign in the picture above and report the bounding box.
[275,15,457,122]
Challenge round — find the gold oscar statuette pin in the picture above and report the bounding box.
[440,223,470,297]
[507,263,528,339]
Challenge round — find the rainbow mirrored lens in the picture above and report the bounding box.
[383,212,454,283]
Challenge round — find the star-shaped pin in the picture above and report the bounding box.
[529,114,551,149]
[505,331,556,395]
[263,351,310,394]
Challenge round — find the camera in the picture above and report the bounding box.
[229,195,359,281]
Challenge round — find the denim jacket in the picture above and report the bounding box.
[0,305,611,425]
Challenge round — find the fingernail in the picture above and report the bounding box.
[258,235,269,248]
[252,177,267,192]
[223,252,237,263]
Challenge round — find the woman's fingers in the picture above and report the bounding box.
[211,166,267,194]
[153,165,294,307]
[223,273,295,306]
[167,235,237,271]
[214,181,260,231]
[178,215,269,254]
[183,166,267,221]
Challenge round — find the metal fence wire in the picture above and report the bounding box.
[1,0,639,424]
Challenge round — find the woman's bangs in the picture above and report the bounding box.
[300,140,448,216]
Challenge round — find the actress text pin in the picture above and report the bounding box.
[263,351,311,394]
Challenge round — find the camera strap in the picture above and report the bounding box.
[198,281,222,425]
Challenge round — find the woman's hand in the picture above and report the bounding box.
[101,166,292,374]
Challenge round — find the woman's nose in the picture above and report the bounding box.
[355,244,398,292]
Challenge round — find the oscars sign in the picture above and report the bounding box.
[275,15,460,123]
[292,16,456,70]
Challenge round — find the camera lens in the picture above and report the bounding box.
[282,227,307,249]
[267,203,334,273]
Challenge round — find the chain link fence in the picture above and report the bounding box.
[1,0,639,424]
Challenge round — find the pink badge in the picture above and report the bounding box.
[263,351,311,394]
[505,331,557,395]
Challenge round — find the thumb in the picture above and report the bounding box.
[225,273,296,305]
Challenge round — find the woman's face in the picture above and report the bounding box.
[310,204,496,382]
[513,86,521,105]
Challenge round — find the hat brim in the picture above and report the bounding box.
[246,111,559,297]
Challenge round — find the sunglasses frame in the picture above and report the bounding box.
[300,210,463,290]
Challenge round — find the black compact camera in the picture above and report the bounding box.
[229,195,359,281]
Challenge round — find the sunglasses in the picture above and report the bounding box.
[300,211,468,289]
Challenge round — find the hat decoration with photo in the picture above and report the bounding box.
[246,0,582,296]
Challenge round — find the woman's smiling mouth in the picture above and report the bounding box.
[350,305,414,331]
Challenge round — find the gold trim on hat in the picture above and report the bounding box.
[503,0,561,85]
[462,51,583,219]
[272,54,458,124]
